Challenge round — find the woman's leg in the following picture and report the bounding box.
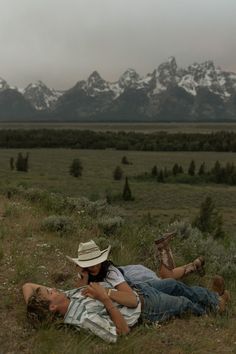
[159,257,205,279]
[155,234,205,279]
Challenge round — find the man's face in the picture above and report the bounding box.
[38,287,67,310]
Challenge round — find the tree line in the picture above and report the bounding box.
[2,129,236,151]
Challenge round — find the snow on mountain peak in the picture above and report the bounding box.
[24,80,62,110]
[118,69,140,88]
[0,77,10,91]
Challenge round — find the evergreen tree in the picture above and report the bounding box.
[10,157,14,170]
[172,163,179,176]
[16,152,29,172]
[163,167,169,178]
[113,166,123,180]
[198,162,205,175]
[212,160,221,175]
[69,158,83,177]
[188,160,195,176]
[178,165,184,174]
[122,177,133,201]
[151,165,158,177]
[157,170,165,183]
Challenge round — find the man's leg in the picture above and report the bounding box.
[144,278,219,311]
[138,283,206,323]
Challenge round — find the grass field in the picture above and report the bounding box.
[1,148,236,231]
[1,122,236,133]
[0,146,236,353]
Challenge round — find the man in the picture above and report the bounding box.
[22,275,229,343]
[22,282,141,343]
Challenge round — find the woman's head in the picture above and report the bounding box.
[87,260,114,282]
[67,240,111,269]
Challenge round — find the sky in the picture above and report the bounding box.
[0,0,235,89]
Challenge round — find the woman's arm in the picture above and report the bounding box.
[82,281,138,308]
[108,282,138,308]
[84,282,130,335]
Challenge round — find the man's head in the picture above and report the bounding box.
[27,287,69,327]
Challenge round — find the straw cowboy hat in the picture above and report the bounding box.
[66,240,111,268]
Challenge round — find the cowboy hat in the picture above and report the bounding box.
[66,240,111,268]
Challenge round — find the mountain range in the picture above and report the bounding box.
[1,57,236,122]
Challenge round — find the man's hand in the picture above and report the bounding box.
[82,283,109,302]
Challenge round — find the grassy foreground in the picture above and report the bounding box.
[0,148,236,353]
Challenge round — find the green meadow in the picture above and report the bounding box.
[1,148,236,230]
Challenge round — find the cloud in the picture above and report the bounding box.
[0,0,235,88]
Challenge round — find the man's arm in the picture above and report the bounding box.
[85,282,130,335]
[22,283,46,304]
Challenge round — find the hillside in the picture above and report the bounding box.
[0,183,235,353]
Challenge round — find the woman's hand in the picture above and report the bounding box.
[76,266,89,287]
[82,283,109,302]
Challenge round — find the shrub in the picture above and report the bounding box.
[98,216,124,235]
[168,220,236,280]
[193,196,225,238]
[41,215,75,234]
[69,158,83,177]
[121,156,131,165]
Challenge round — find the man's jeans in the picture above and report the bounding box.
[134,279,219,323]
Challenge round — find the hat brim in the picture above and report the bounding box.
[66,245,111,268]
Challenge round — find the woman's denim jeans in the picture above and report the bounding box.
[134,279,219,323]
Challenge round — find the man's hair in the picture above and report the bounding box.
[27,288,55,328]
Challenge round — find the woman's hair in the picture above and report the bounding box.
[88,260,117,282]
[26,288,55,328]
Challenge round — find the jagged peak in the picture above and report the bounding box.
[118,68,140,88]
[119,68,139,78]
[158,57,177,74]
[24,80,50,91]
[189,60,216,72]
[87,71,105,83]
[0,77,9,90]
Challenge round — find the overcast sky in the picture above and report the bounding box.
[0,0,235,89]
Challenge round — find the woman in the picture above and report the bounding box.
[66,236,205,304]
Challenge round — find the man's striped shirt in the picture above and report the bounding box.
[64,287,141,343]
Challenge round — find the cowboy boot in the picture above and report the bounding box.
[212,275,225,296]
[154,231,177,270]
[154,231,177,248]
[183,256,205,277]
[155,244,176,270]
[211,275,230,313]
